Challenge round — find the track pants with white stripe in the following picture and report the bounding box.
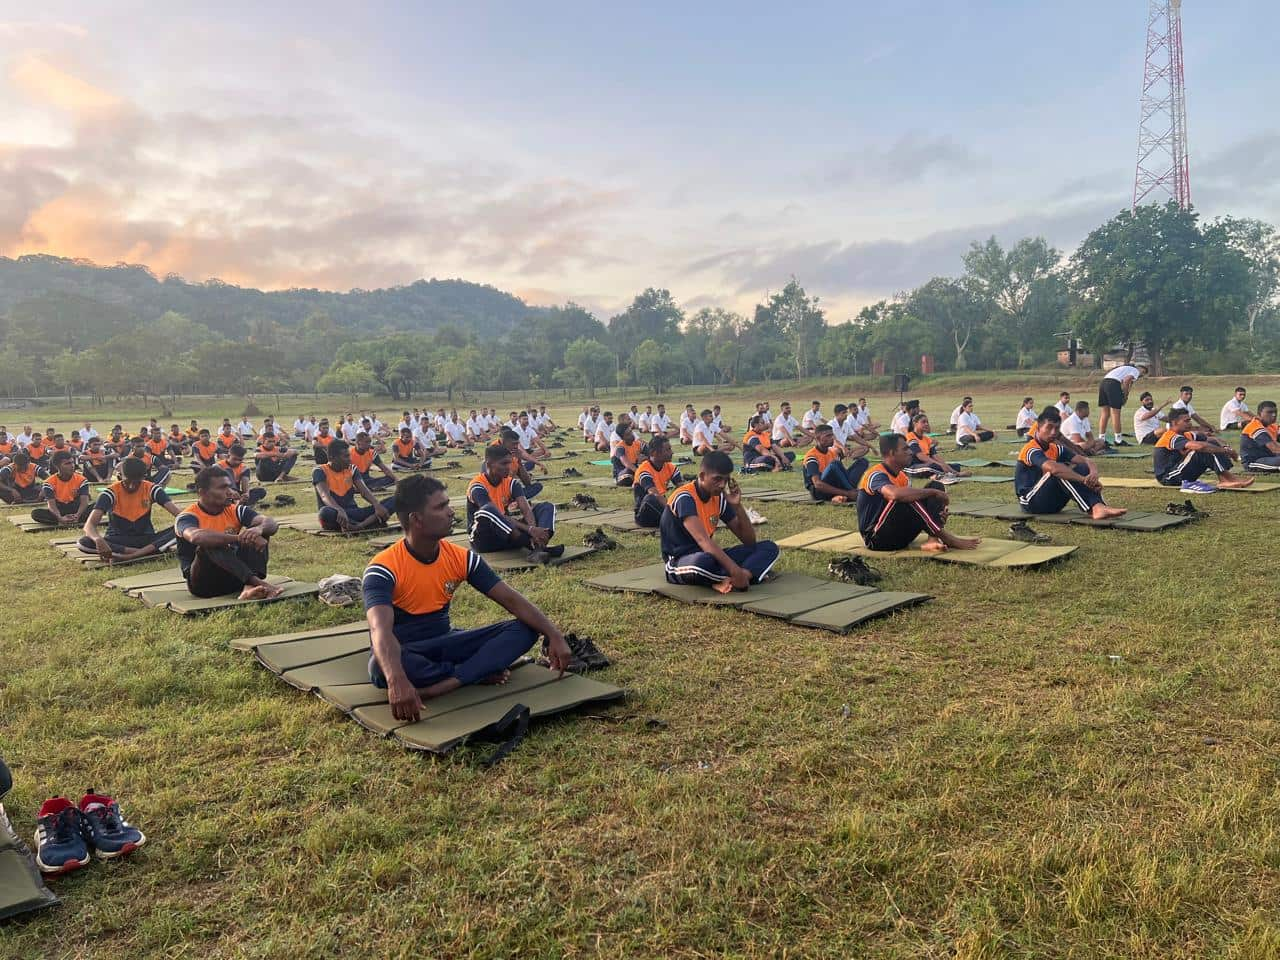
[664,540,780,587]
[862,482,946,551]
[1156,451,1231,487]
[470,501,556,552]
[1019,462,1104,514]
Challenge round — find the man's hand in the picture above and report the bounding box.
[529,525,551,548]
[58,513,78,525]
[725,478,742,507]
[388,672,423,722]
[543,629,573,676]
[373,503,389,521]
[729,564,752,590]
[334,508,351,530]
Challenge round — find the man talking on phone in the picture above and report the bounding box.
[659,451,779,594]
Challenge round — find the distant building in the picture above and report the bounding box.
[1057,349,1095,368]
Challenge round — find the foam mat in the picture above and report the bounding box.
[583,563,930,630]
[946,501,1195,531]
[0,805,59,921]
[774,528,1077,568]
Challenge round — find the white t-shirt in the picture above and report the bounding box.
[852,408,870,429]
[1171,399,1196,417]
[692,420,716,449]
[759,409,773,426]
[802,409,823,430]
[890,411,911,435]
[949,404,966,427]
[595,422,613,446]
[771,414,799,442]
[956,412,981,437]
[338,421,358,441]
[577,411,589,429]
[465,418,484,437]
[369,418,384,436]
[636,412,651,431]
[1055,401,1072,417]
[1134,405,1166,442]
[679,414,697,437]
[830,415,853,446]
[292,419,309,436]
[1105,365,1142,383]
[581,416,598,438]
[444,420,467,443]
[709,414,723,432]
[1015,407,1037,431]
[236,420,255,437]
[651,413,671,432]
[516,424,538,450]
[1061,413,1092,442]
[414,425,437,448]
[81,427,99,442]
[1220,399,1249,430]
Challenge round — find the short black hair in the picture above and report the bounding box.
[1139,391,1153,402]
[648,435,670,453]
[499,427,520,444]
[485,444,513,463]
[195,467,226,492]
[815,423,834,435]
[1038,407,1062,425]
[833,403,848,414]
[700,450,733,476]
[1259,401,1277,416]
[910,413,928,430]
[50,450,73,468]
[1075,401,1090,412]
[1180,385,1193,393]
[879,433,906,456]
[229,444,246,458]
[328,439,349,458]
[121,457,147,481]
[395,473,447,527]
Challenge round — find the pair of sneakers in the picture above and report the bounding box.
[34,792,145,876]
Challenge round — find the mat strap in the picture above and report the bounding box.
[478,703,531,768]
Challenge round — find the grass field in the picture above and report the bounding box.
[5,374,1280,958]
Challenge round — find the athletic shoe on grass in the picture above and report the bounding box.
[1180,480,1216,494]
[78,791,145,860]
[828,556,882,586]
[34,798,90,875]
[1008,520,1050,543]
[582,527,618,550]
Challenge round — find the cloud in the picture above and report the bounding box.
[0,56,628,292]
[817,132,981,190]
[0,21,86,39]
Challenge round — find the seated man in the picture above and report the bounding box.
[391,427,431,470]
[592,411,616,453]
[1221,386,1251,431]
[312,419,338,465]
[175,468,283,600]
[515,412,550,465]
[214,420,238,454]
[32,451,90,527]
[649,403,677,439]
[209,446,263,508]
[1154,408,1254,492]
[692,409,736,456]
[350,432,398,491]
[467,445,560,556]
[1171,385,1216,435]
[145,427,176,471]
[119,439,172,488]
[313,440,396,532]
[633,436,682,528]
[611,420,646,486]
[1240,401,1280,472]
[889,401,916,437]
[1014,397,1037,437]
[857,435,980,553]
[79,436,115,482]
[1060,401,1108,456]
[441,412,469,448]
[803,424,865,502]
[363,474,572,719]
[904,413,969,481]
[1016,408,1127,520]
[802,400,825,435]
[660,451,779,592]
[464,410,488,444]
[0,451,45,504]
[635,405,652,434]
[24,432,50,468]
[678,405,699,446]
[742,416,794,473]
[0,428,14,465]
[1055,392,1073,417]
[190,429,221,472]
[770,401,805,448]
[580,406,600,444]
[535,404,557,434]
[493,428,544,499]
[955,400,995,446]
[81,456,183,563]
[253,430,299,483]
[1133,392,1171,445]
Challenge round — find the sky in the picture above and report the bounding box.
[2,1,1278,322]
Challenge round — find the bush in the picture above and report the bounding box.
[241,401,262,418]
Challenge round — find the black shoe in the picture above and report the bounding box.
[544,544,565,558]
[1008,520,1049,543]
[1166,502,1188,516]
[273,493,296,507]
[562,467,582,477]
[569,493,599,510]
[563,632,611,670]
[1183,499,1208,519]
[828,555,882,586]
[677,456,693,465]
[549,442,564,449]
[582,527,617,550]
[562,450,578,458]
[444,460,462,469]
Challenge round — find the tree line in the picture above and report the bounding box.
[2,203,1278,403]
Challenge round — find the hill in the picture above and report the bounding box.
[0,254,534,348]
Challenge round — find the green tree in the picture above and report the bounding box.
[609,288,683,357]
[753,279,826,379]
[1070,202,1253,374]
[630,339,686,394]
[1210,216,1280,337]
[962,236,1065,367]
[908,278,985,370]
[433,346,481,402]
[317,360,377,406]
[557,337,615,397]
[816,323,864,376]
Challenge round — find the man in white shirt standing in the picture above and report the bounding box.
[1220,386,1251,431]
[771,401,804,447]
[1133,391,1172,444]
[1098,362,1146,446]
[1061,401,1108,455]
[1170,385,1216,435]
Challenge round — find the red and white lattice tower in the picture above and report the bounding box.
[1133,0,1191,208]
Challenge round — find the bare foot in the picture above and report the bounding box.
[1090,504,1128,520]
[1219,474,1254,488]
[712,579,735,594]
[831,495,849,504]
[239,584,269,601]
[480,669,511,685]
[920,537,948,553]
[941,535,981,550]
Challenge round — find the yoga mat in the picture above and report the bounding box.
[232,620,368,651]
[254,631,372,673]
[1092,477,1278,493]
[478,544,598,571]
[740,581,878,618]
[583,563,673,593]
[782,528,1078,569]
[344,662,559,730]
[789,592,933,631]
[103,568,188,591]
[947,502,1193,531]
[137,579,317,614]
[654,573,830,607]
[279,650,372,691]
[589,459,613,467]
[774,528,849,549]
[0,806,59,921]
[955,475,1014,484]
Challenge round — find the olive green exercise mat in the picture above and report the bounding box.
[136,579,318,614]
[774,528,1077,568]
[0,803,59,921]
[583,563,930,631]
[1100,477,1279,492]
[945,500,1195,531]
[232,619,369,652]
